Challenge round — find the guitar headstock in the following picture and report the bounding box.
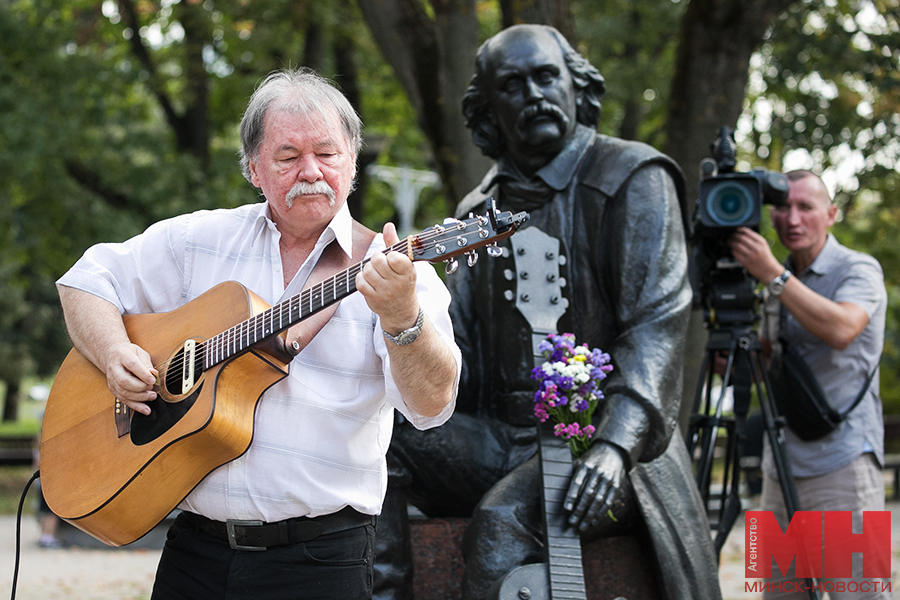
[406,197,529,273]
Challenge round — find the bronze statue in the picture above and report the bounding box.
[375,25,722,600]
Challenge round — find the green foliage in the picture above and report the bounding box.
[572,0,685,145]
[741,0,899,199]
[1,0,898,416]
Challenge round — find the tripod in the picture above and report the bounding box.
[687,319,820,600]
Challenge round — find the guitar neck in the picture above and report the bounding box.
[533,328,587,600]
[200,238,409,369]
[539,430,589,600]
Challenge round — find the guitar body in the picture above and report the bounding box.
[490,564,548,600]
[40,281,290,547]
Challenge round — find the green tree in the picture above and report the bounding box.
[1,0,898,421]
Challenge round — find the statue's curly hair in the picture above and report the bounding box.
[461,25,606,160]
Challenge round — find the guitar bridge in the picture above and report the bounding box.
[114,398,131,438]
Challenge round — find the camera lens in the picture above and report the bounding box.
[704,181,755,227]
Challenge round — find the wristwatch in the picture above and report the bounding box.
[766,269,792,296]
[382,308,425,346]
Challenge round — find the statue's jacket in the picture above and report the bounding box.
[452,124,722,599]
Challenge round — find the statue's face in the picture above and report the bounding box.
[483,28,578,166]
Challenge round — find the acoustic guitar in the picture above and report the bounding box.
[40,200,528,547]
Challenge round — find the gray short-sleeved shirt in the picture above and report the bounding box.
[762,233,887,478]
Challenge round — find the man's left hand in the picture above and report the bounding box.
[357,223,420,334]
[564,442,631,536]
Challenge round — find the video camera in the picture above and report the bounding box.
[694,126,789,235]
[690,126,789,326]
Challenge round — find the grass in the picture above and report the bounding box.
[0,410,44,516]
[0,418,42,437]
[0,466,38,515]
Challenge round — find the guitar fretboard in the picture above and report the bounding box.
[198,239,407,369]
[539,431,589,600]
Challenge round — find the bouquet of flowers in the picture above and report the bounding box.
[530,333,614,458]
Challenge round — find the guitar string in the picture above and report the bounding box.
[150,235,408,379]
[151,220,503,380]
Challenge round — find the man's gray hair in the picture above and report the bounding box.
[461,25,606,159]
[239,67,362,182]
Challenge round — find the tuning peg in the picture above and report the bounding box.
[486,243,503,258]
[466,251,478,267]
[445,258,459,274]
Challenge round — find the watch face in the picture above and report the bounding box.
[769,279,785,295]
[395,331,418,345]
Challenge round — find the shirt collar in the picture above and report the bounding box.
[482,124,597,193]
[329,202,354,259]
[258,201,354,259]
[789,233,839,276]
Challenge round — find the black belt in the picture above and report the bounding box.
[183,507,374,551]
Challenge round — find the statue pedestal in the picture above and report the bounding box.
[409,517,661,600]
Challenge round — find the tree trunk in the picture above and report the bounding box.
[356,0,491,213]
[334,29,373,221]
[663,0,794,201]
[500,0,575,44]
[174,0,210,164]
[2,380,19,423]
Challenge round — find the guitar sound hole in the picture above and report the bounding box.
[130,382,202,446]
[164,349,184,395]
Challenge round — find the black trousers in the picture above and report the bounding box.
[152,512,375,600]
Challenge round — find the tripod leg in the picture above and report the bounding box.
[749,349,821,600]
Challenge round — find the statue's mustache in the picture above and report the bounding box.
[516,102,568,130]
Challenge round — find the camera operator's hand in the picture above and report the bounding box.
[727,227,783,284]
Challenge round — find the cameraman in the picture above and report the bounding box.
[728,170,887,600]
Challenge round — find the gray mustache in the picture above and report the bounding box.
[286,181,336,207]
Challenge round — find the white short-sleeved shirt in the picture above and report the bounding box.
[57,201,460,521]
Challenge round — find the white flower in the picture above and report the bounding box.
[570,393,584,412]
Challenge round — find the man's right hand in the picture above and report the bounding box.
[58,285,158,415]
[727,227,783,284]
[103,342,158,415]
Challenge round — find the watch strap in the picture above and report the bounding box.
[382,308,425,346]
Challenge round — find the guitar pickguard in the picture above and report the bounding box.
[130,381,202,446]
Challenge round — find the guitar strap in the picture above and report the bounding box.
[284,220,376,355]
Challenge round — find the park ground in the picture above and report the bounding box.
[2,496,900,600]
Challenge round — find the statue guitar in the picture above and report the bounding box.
[489,227,588,600]
[40,199,528,547]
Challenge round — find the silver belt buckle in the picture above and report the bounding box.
[226,519,266,551]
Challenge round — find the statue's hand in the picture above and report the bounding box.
[564,442,629,536]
